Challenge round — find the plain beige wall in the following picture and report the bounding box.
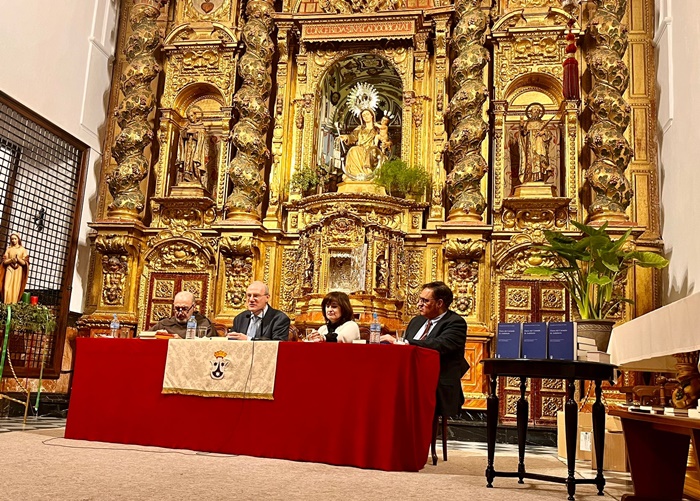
[655,0,700,304]
[0,0,119,312]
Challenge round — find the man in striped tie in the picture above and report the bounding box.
[381,281,469,417]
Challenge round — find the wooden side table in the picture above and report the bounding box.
[482,358,616,501]
[609,407,700,500]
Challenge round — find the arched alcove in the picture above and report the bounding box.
[315,53,403,179]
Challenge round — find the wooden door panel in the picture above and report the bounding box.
[498,279,570,426]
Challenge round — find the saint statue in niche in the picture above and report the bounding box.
[176,105,207,186]
[0,233,29,304]
[375,255,388,290]
[517,103,554,184]
[336,108,385,180]
[335,82,387,181]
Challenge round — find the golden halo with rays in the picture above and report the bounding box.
[347,82,379,117]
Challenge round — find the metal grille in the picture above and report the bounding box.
[0,98,84,375]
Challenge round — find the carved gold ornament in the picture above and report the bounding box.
[585,0,633,221]
[107,1,168,220]
[446,0,489,222]
[226,0,275,219]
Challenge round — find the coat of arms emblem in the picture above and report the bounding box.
[210,350,231,380]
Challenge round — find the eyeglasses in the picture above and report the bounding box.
[417,297,433,305]
[174,305,194,312]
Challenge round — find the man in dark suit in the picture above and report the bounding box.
[227,281,290,341]
[380,281,469,416]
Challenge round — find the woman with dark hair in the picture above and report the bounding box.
[309,291,360,343]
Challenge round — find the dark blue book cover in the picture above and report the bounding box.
[496,323,521,358]
[521,322,547,359]
[548,321,575,360]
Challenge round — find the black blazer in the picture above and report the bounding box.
[407,310,469,416]
[232,306,290,341]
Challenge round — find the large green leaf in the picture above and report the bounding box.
[587,272,612,286]
[628,251,670,268]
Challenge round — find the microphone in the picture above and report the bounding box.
[245,312,252,319]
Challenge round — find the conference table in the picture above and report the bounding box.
[65,338,440,471]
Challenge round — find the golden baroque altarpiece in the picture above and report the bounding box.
[81,0,661,421]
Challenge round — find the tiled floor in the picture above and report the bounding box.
[447,440,632,488]
[0,416,66,433]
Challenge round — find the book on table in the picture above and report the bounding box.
[664,407,689,417]
[521,322,547,359]
[586,351,611,363]
[548,321,575,360]
[496,322,522,358]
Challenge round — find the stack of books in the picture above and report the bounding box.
[585,350,611,363]
[577,336,598,361]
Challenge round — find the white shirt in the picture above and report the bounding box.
[319,320,361,343]
[415,311,448,340]
[246,305,268,340]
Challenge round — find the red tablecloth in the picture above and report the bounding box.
[65,339,440,471]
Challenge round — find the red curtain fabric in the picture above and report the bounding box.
[65,339,440,472]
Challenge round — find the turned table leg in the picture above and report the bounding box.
[486,374,498,488]
[517,376,528,483]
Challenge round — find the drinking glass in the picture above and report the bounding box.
[197,326,208,339]
[395,329,406,345]
[119,327,131,339]
[305,328,315,342]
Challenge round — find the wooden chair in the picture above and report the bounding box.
[431,413,448,465]
[288,324,300,342]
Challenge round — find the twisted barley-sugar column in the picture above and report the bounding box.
[585,0,633,222]
[225,0,274,221]
[445,0,489,223]
[107,0,167,220]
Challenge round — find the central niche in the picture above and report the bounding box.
[316,53,403,184]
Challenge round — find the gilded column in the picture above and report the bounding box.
[225,0,275,221]
[446,0,489,222]
[264,22,293,228]
[585,0,633,222]
[428,14,450,227]
[107,0,168,220]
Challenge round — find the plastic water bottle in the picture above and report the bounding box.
[110,314,120,338]
[186,315,197,340]
[370,313,381,344]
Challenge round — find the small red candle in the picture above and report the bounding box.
[30,296,39,305]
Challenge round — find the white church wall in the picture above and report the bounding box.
[655,0,700,304]
[0,0,119,313]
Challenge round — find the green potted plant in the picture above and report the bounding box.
[525,220,669,350]
[0,302,56,334]
[373,158,430,199]
[290,164,321,197]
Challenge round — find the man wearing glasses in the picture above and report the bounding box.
[380,281,469,417]
[153,291,215,338]
[227,281,290,341]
